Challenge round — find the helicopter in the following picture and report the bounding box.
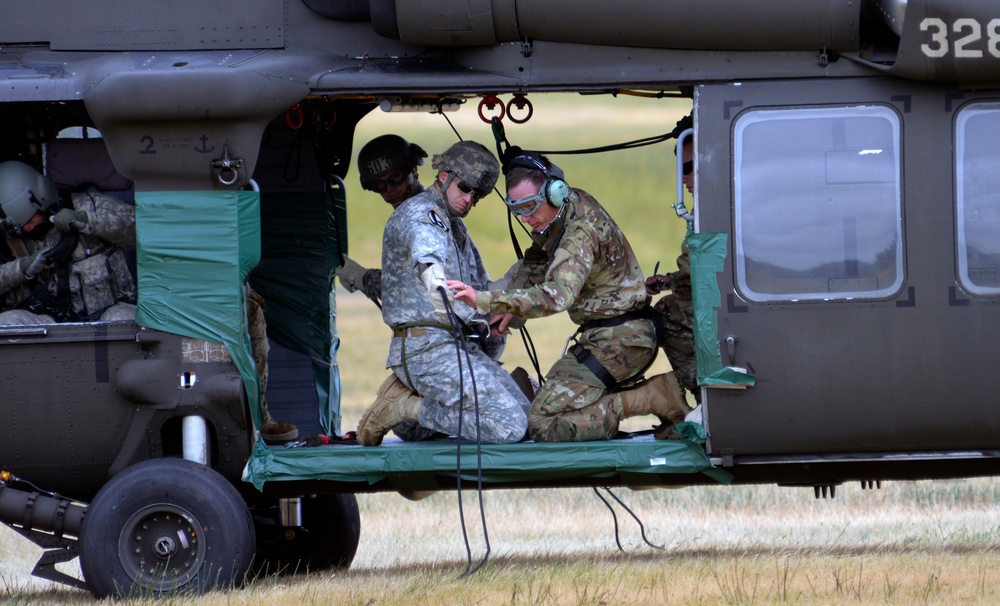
[1,0,1000,597]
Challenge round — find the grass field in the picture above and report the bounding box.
[5,95,1000,604]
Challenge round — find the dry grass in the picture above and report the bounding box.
[7,479,1000,604]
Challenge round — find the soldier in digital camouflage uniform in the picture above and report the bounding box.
[0,161,136,324]
[335,134,428,307]
[356,140,529,446]
[0,160,297,442]
[646,119,699,404]
[336,134,442,442]
[449,151,690,442]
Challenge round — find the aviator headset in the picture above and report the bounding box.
[502,152,571,215]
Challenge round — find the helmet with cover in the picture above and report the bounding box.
[431,140,499,197]
[0,161,59,226]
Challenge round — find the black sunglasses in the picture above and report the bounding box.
[455,179,487,201]
[682,160,694,176]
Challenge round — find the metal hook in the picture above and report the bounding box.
[212,144,244,187]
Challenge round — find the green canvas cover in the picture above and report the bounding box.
[134,190,263,424]
[249,189,346,434]
[689,232,755,388]
[244,431,732,491]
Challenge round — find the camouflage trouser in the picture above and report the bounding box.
[528,327,656,442]
[394,335,529,444]
[246,289,273,423]
[653,294,699,403]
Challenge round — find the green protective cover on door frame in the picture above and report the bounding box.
[134,189,263,425]
[689,232,755,388]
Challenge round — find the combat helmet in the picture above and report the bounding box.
[0,161,59,226]
[431,140,499,196]
[358,135,427,190]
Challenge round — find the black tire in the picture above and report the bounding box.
[253,493,361,575]
[79,458,255,599]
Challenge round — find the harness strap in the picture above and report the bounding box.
[578,306,652,333]
[571,305,659,393]
[570,342,619,391]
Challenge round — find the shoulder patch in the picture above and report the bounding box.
[427,207,449,232]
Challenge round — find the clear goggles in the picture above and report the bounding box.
[502,192,546,217]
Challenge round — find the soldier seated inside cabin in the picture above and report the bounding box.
[0,158,136,325]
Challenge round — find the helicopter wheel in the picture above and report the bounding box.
[79,458,255,598]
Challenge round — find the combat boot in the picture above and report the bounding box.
[259,395,299,443]
[357,374,423,446]
[618,372,690,439]
[509,366,537,402]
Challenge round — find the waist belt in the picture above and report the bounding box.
[392,321,451,338]
[391,321,485,340]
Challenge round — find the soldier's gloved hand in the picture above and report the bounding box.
[335,255,371,293]
[18,247,54,279]
[420,264,450,313]
[1,217,22,239]
[52,209,91,234]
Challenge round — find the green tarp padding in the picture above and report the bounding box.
[690,232,755,388]
[244,432,732,491]
[135,190,263,424]
[249,190,346,434]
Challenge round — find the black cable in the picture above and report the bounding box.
[439,110,464,142]
[592,487,625,552]
[602,487,664,550]
[437,286,491,576]
[517,325,544,386]
[533,131,677,157]
[592,486,665,553]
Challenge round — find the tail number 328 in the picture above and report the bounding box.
[921,18,1000,58]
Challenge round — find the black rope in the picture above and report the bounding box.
[592,486,665,552]
[438,287,491,576]
[534,131,677,157]
[602,487,664,550]
[518,324,544,386]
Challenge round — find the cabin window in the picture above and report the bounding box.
[733,106,903,302]
[956,103,1000,294]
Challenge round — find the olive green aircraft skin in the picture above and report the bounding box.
[2,0,1000,595]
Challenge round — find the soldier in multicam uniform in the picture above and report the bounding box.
[356,140,529,446]
[245,288,300,443]
[0,161,136,324]
[646,121,699,404]
[448,151,690,442]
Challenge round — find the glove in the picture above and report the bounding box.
[1,217,22,239]
[18,247,54,279]
[420,264,450,313]
[335,256,371,293]
[52,209,91,234]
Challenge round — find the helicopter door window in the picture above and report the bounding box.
[956,102,1000,295]
[733,106,903,302]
